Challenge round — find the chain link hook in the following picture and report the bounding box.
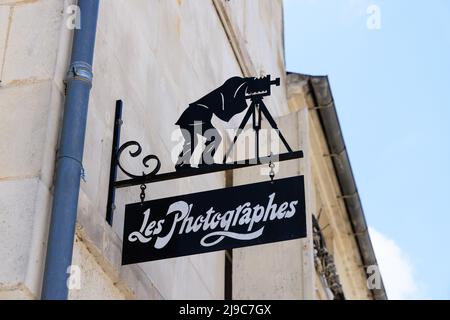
[268,153,275,183]
[140,184,147,205]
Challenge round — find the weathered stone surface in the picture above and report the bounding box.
[1,0,64,84]
[0,178,38,287]
[69,236,125,300]
[0,5,11,78]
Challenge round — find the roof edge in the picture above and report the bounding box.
[287,71,388,300]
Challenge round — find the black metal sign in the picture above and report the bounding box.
[107,75,307,265]
[122,176,306,265]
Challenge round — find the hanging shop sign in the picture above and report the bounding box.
[106,75,307,265]
[122,176,306,265]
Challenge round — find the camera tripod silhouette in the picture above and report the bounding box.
[223,94,293,164]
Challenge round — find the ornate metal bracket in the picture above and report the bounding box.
[116,141,161,179]
[106,76,305,225]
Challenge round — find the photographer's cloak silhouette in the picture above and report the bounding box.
[175,76,251,170]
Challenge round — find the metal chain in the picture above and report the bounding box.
[140,184,147,205]
[269,159,275,183]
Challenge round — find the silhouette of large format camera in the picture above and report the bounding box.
[246,75,281,99]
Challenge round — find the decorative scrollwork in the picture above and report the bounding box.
[116,141,161,179]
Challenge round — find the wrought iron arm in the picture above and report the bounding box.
[114,150,304,188]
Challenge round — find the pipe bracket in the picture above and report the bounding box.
[65,61,93,86]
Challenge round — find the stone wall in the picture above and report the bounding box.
[0,0,72,299]
[0,0,289,299]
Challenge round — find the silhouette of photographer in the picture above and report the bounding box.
[175,76,252,170]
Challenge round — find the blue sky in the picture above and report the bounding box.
[284,0,450,299]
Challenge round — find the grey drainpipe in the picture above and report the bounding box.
[41,0,100,300]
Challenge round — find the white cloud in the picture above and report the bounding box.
[369,227,420,299]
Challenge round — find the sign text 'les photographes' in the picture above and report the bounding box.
[122,176,306,264]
